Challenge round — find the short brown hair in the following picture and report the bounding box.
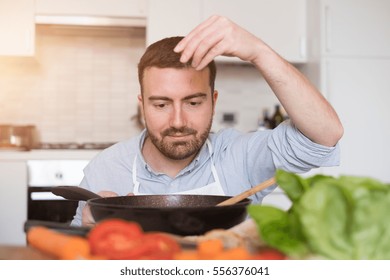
[137,36,217,95]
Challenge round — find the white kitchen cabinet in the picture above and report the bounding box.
[316,0,390,183]
[147,0,307,63]
[35,0,147,18]
[203,0,307,63]
[321,0,390,57]
[0,161,28,245]
[146,0,202,45]
[0,0,35,56]
[322,58,390,183]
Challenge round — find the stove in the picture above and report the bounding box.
[27,159,90,224]
[35,142,116,150]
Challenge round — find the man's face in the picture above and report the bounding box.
[140,67,217,160]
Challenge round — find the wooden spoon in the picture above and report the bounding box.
[216,177,276,206]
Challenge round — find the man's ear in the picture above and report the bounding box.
[212,90,218,114]
[137,94,144,116]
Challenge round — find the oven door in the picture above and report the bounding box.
[28,187,79,224]
[27,160,89,224]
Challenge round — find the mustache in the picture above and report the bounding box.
[161,127,197,137]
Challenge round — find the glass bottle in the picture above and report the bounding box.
[257,108,271,130]
[270,104,284,128]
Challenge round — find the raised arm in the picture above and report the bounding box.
[174,16,343,147]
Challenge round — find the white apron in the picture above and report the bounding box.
[132,140,225,195]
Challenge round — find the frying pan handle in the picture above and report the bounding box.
[51,186,102,201]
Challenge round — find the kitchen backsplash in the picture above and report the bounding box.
[0,25,281,144]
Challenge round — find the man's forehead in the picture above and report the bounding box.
[142,67,212,95]
[144,65,210,76]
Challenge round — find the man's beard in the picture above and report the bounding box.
[146,120,212,160]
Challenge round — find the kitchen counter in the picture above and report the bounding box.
[0,219,262,260]
[0,245,54,260]
[0,149,101,161]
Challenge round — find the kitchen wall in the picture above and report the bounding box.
[0,25,284,144]
[0,25,145,143]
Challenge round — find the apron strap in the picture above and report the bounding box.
[206,139,222,188]
[132,155,140,193]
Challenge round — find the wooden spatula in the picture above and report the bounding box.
[216,177,276,206]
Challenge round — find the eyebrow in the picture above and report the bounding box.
[148,92,208,102]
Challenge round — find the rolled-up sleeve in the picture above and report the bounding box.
[268,120,340,173]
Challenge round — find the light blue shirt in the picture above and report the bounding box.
[71,120,340,226]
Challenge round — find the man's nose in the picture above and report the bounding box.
[169,104,186,128]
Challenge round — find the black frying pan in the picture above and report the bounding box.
[52,186,251,236]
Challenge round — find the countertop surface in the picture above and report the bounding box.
[0,149,101,161]
[0,220,263,260]
[0,245,54,260]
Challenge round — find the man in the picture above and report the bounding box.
[71,16,343,227]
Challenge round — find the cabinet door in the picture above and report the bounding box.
[0,0,35,56]
[0,161,28,245]
[146,0,307,63]
[322,0,390,57]
[35,0,147,18]
[146,0,202,46]
[324,58,390,182]
[203,0,307,63]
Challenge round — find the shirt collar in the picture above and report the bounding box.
[137,129,152,174]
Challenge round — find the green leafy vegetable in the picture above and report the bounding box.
[247,205,308,258]
[248,170,390,259]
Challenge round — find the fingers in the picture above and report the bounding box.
[81,191,119,227]
[81,204,95,227]
[193,38,225,70]
[175,15,228,69]
[174,15,261,69]
[174,15,219,54]
[97,191,118,197]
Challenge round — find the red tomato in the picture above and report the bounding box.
[102,233,180,260]
[252,248,286,260]
[139,233,181,260]
[88,219,181,260]
[88,219,144,259]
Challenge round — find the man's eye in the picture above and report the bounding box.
[188,101,201,106]
[154,103,167,108]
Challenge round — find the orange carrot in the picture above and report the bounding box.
[27,226,90,260]
[212,246,251,260]
[174,239,254,260]
[198,239,224,259]
[174,250,200,260]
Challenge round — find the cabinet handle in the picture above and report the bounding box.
[324,5,332,53]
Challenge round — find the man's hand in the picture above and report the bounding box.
[174,15,343,147]
[174,15,262,70]
[81,191,119,227]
